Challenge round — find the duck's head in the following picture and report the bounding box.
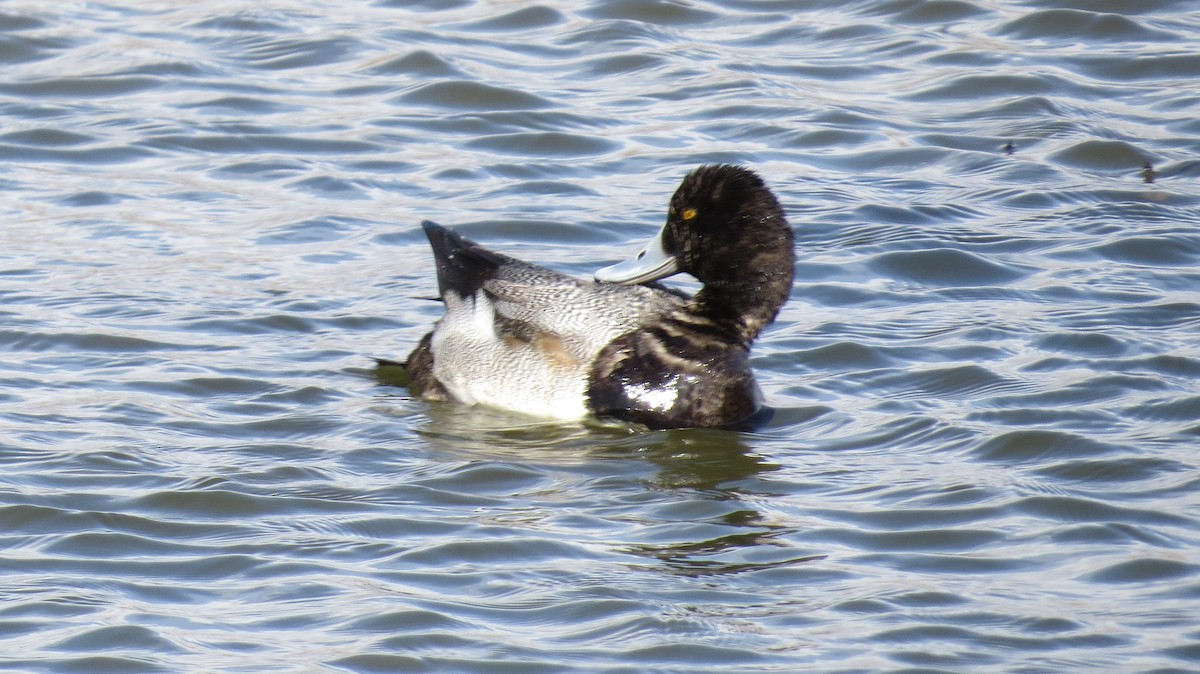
[596,164,794,291]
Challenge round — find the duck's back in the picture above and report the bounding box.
[409,222,682,419]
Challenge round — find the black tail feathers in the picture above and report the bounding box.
[421,220,505,299]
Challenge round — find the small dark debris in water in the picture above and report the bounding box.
[1004,140,1015,155]
[1141,162,1156,183]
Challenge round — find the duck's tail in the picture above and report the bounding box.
[372,357,411,388]
[422,220,507,300]
[372,333,446,399]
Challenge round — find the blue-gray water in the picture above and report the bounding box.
[2,1,1199,672]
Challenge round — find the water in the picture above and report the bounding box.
[2,1,1199,671]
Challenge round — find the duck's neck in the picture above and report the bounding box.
[691,267,793,345]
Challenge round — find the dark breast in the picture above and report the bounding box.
[585,321,759,429]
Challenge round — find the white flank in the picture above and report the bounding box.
[431,291,589,420]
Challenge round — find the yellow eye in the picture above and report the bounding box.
[681,207,697,221]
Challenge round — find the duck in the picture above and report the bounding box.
[391,164,795,429]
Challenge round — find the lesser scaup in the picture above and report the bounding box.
[393,164,794,429]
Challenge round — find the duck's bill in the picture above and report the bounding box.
[594,228,680,284]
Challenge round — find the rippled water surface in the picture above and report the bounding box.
[3,1,1200,671]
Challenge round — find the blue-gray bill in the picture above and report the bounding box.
[594,227,679,285]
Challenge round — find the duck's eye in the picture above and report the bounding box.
[681,207,697,221]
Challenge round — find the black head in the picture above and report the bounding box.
[593,164,795,339]
[660,164,793,286]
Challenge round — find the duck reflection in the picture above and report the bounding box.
[624,429,825,578]
[373,384,824,578]
[638,428,768,490]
